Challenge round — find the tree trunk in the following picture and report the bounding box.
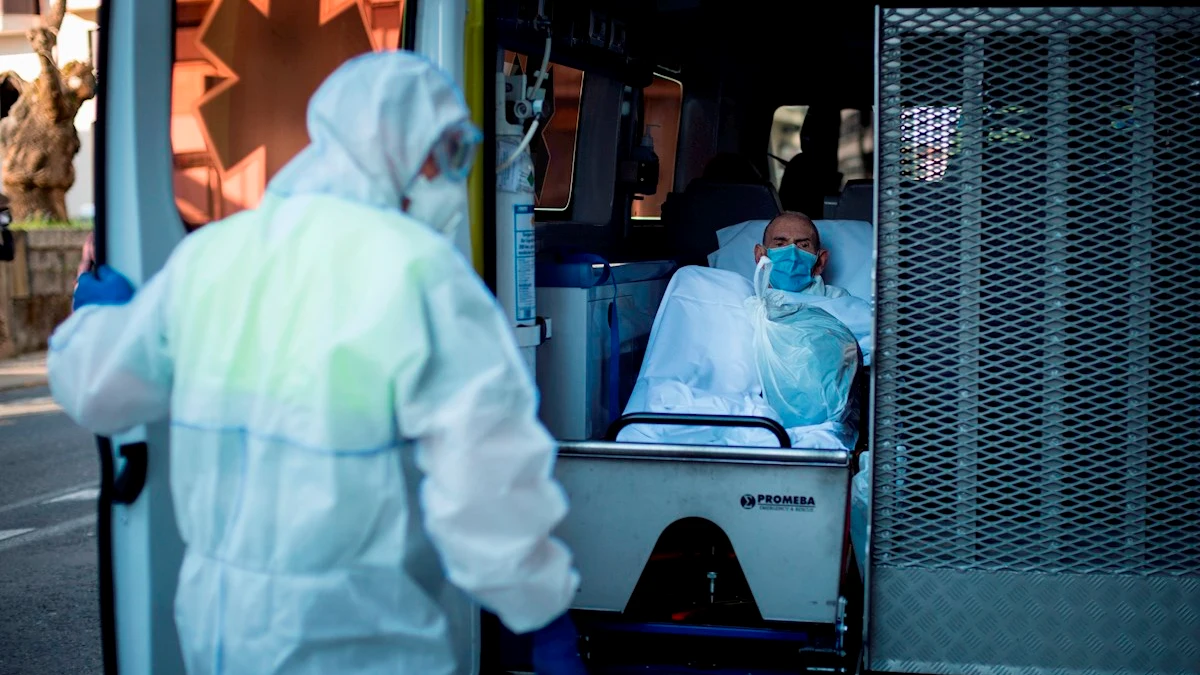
[3,115,79,221]
[0,1,96,222]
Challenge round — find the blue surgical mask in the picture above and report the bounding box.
[766,245,818,292]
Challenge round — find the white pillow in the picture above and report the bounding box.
[707,219,875,302]
[707,219,769,281]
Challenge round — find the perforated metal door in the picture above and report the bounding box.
[870,7,1200,674]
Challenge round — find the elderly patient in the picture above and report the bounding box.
[618,211,873,450]
[754,211,848,299]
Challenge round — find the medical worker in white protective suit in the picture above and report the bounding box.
[48,51,586,675]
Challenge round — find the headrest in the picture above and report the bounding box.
[777,153,828,217]
[707,218,875,302]
[830,179,873,223]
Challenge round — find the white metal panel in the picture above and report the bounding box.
[555,447,851,624]
[413,0,472,260]
[103,0,186,673]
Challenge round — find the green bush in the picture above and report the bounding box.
[9,218,93,231]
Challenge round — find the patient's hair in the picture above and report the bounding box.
[764,211,821,250]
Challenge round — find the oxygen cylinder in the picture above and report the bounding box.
[496,71,538,372]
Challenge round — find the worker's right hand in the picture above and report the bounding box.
[531,612,589,675]
[73,264,134,312]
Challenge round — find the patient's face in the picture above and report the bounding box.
[754,216,829,278]
[764,218,819,254]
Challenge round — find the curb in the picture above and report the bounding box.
[0,350,50,394]
[0,378,48,393]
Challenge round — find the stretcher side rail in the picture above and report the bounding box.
[605,411,792,447]
[557,440,850,467]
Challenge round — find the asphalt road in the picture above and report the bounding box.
[0,385,103,675]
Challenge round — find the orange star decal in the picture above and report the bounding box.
[193,0,378,187]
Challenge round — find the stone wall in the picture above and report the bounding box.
[0,229,90,358]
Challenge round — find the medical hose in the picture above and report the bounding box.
[498,35,551,171]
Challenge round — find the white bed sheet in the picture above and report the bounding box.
[616,265,868,449]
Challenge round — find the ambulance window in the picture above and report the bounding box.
[170,0,411,228]
[631,74,683,220]
[503,52,584,213]
[900,106,960,182]
[767,105,876,190]
[768,105,809,188]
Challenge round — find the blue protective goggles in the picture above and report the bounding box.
[433,121,483,182]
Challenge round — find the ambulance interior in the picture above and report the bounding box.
[486,1,878,671]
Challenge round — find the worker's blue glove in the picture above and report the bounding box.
[531,613,588,675]
[73,264,135,311]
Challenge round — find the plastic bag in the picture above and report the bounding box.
[744,256,859,428]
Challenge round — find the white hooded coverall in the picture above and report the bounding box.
[48,51,580,674]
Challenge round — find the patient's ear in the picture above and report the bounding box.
[754,243,765,263]
[813,249,830,277]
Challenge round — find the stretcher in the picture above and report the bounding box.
[502,220,876,672]
[550,411,859,672]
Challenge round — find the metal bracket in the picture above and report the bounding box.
[514,316,551,348]
[834,595,848,657]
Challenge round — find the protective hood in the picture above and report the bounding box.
[267,51,472,211]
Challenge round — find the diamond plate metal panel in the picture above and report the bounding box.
[870,7,1200,673]
[870,568,1200,675]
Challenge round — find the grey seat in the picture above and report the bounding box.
[829,178,873,223]
[777,152,829,219]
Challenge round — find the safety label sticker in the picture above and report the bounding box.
[497,138,535,194]
[514,204,536,322]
